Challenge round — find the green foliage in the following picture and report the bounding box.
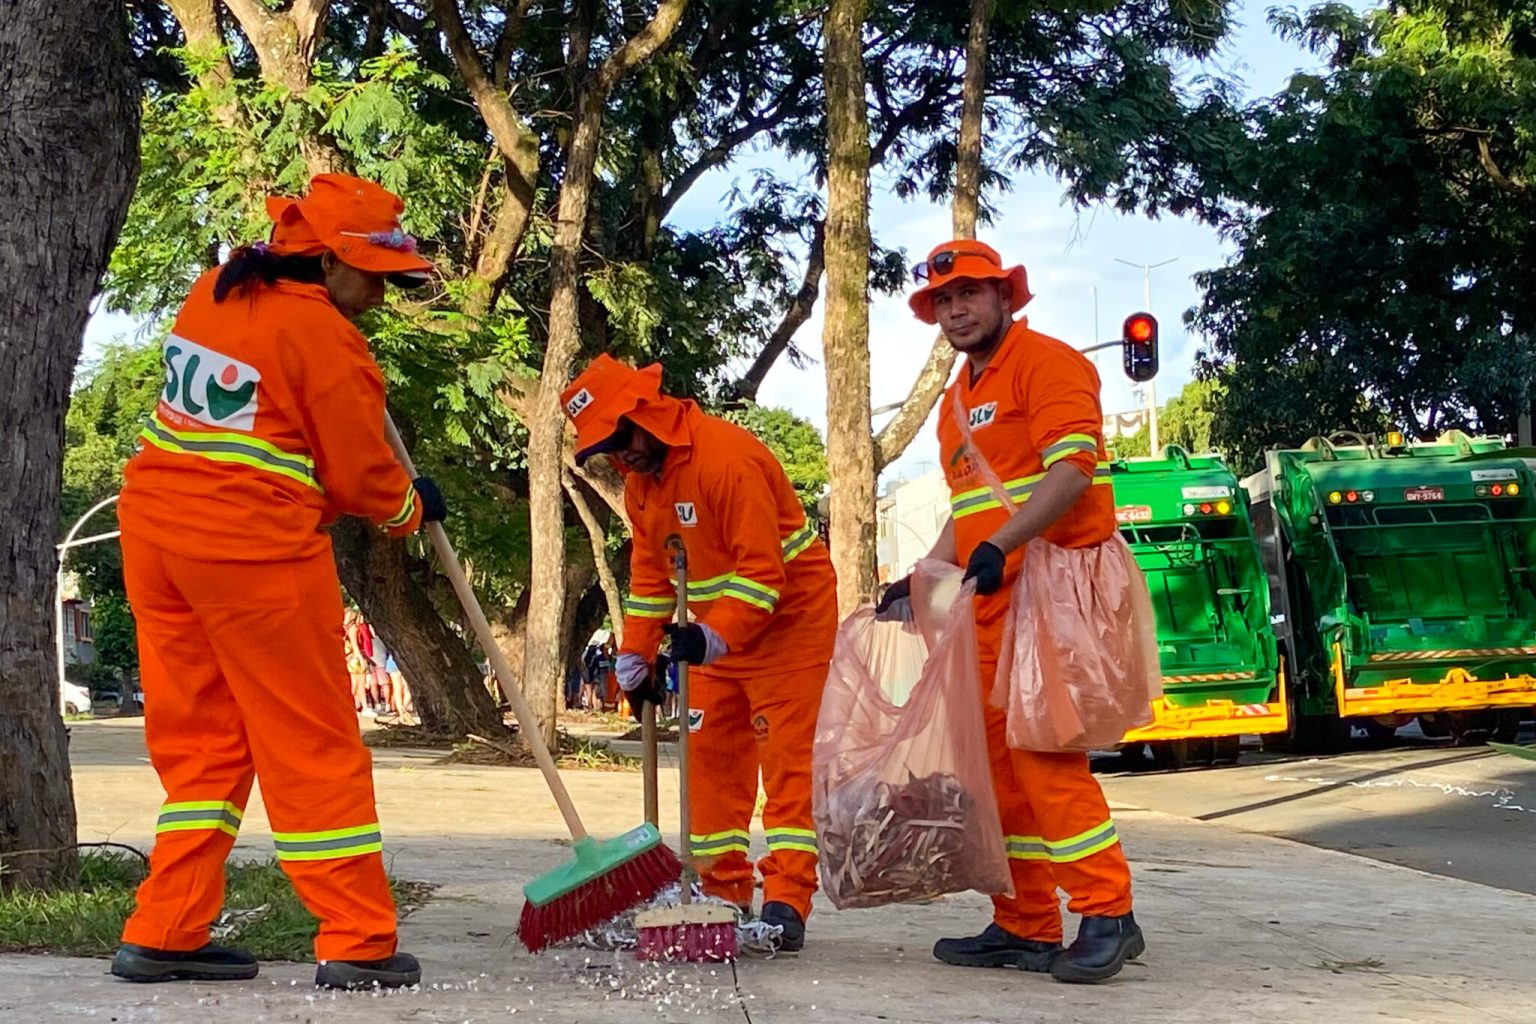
[1192,1,1536,468]
[90,594,139,679]
[0,851,428,959]
[725,404,830,514]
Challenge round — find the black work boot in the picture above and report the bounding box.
[1050,913,1145,984]
[111,942,259,982]
[759,901,806,953]
[933,923,1062,971]
[315,951,421,990]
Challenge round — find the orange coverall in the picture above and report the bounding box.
[116,269,422,962]
[935,317,1134,944]
[563,359,838,919]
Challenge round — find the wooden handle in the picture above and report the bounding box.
[666,534,692,905]
[383,413,589,841]
[641,703,659,827]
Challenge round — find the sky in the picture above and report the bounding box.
[81,0,1345,487]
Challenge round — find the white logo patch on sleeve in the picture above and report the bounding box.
[159,335,261,431]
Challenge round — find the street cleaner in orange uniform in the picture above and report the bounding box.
[111,174,446,990]
[877,240,1144,983]
[562,355,838,952]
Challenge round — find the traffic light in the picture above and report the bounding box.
[1122,312,1158,383]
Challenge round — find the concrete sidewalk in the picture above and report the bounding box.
[4,719,1532,1023]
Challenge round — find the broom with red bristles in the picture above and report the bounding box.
[634,535,739,962]
[383,415,680,952]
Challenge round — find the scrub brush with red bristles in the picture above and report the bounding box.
[633,535,740,963]
[383,414,679,952]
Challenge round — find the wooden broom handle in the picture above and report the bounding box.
[667,534,692,905]
[641,704,659,827]
[383,413,589,841]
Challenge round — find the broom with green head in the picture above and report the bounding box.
[384,415,679,952]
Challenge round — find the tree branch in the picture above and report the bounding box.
[493,0,535,88]
[658,102,801,221]
[562,470,624,644]
[594,0,689,94]
[1475,133,1528,196]
[737,218,826,400]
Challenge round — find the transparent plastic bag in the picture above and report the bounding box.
[993,535,1162,752]
[812,560,1012,910]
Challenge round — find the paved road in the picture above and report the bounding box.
[1096,725,1536,895]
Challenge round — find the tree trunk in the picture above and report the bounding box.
[872,0,991,474]
[822,0,876,616]
[563,471,625,644]
[0,0,140,890]
[522,0,689,748]
[331,519,508,739]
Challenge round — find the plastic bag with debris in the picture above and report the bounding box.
[812,559,1012,910]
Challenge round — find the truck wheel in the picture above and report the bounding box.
[1210,735,1242,765]
[1150,738,1214,769]
[1491,710,1524,745]
[1359,719,1398,746]
[1447,711,1494,747]
[1417,713,1451,739]
[1275,673,1350,754]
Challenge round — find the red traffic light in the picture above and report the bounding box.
[1121,312,1159,383]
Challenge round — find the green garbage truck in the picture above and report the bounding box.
[1243,431,1536,750]
[1110,447,1286,766]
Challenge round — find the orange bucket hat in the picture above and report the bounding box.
[264,173,434,286]
[562,355,675,464]
[907,239,1031,324]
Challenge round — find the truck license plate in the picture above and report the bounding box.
[1404,486,1445,502]
[1117,505,1153,523]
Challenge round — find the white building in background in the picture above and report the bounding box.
[873,410,1146,585]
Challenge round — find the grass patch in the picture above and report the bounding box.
[0,851,433,960]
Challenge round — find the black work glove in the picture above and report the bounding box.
[963,541,1006,595]
[663,622,709,665]
[874,576,912,620]
[413,475,448,523]
[625,655,669,721]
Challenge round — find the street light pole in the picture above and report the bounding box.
[56,494,121,697]
[1114,256,1177,455]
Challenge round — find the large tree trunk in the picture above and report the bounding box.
[522,0,689,748]
[331,519,507,738]
[822,0,877,616]
[872,0,991,474]
[0,0,140,890]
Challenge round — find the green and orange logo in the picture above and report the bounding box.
[159,335,261,431]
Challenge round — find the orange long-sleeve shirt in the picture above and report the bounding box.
[619,403,838,678]
[936,318,1116,623]
[118,270,422,562]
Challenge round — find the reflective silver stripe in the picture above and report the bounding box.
[1005,835,1051,860]
[624,595,673,618]
[155,801,244,836]
[141,415,321,490]
[781,523,817,562]
[689,831,751,855]
[1041,439,1097,466]
[765,828,818,853]
[272,824,384,862]
[382,491,416,528]
[1045,822,1119,863]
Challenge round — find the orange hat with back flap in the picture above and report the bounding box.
[907,239,1031,324]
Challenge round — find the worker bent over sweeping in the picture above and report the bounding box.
[562,356,838,952]
[111,174,446,990]
[878,240,1145,983]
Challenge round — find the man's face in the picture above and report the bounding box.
[929,277,1011,353]
[322,254,388,319]
[607,417,667,475]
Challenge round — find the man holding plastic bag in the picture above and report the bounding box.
[876,240,1157,984]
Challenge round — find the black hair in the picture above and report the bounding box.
[213,245,327,303]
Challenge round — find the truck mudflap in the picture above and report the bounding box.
[1332,642,1536,716]
[1122,666,1289,742]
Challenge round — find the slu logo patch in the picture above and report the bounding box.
[687,709,705,732]
[159,335,261,431]
[565,387,593,418]
[968,402,998,431]
[675,502,699,527]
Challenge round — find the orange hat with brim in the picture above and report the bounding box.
[907,239,1031,324]
[265,173,434,287]
[562,355,690,465]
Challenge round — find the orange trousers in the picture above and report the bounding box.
[120,534,397,962]
[686,662,825,919]
[980,631,1133,944]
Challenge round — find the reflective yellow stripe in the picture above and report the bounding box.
[781,523,817,562]
[950,464,1112,519]
[1005,834,1051,860]
[156,800,244,837]
[689,830,751,855]
[141,412,321,491]
[1044,821,1119,863]
[624,594,674,619]
[271,823,383,862]
[765,827,818,854]
[382,490,416,528]
[1041,433,1099,468]
[681,572,781,613]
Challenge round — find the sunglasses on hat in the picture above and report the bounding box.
[911,248,1000,284]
